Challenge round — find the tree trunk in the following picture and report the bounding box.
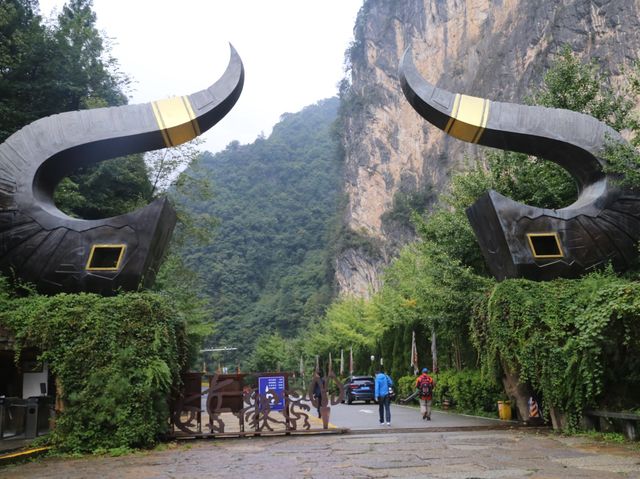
[501,369,530,422]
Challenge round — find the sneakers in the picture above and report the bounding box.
[427,415,431,421]
[386,422,391,426]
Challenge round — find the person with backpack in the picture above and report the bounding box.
[416,367,435,420]
[374,368,394,426]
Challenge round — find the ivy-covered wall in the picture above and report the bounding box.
[472,270,640,426]
[0,281,187,453]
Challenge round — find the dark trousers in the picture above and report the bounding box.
[378,395,391,423]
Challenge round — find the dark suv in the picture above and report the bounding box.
[343,376,375,404]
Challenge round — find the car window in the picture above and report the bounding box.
[352,377,373,384]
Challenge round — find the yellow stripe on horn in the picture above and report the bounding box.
[151,96,201,147]
[444,94,490,143]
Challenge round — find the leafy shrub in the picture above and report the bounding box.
[397,375,418,399]
[0,284,187,453]
[472,270,640,427]
[396,370,502,415]
[432,369,502,414]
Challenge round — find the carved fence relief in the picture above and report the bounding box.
[169,371,345,437]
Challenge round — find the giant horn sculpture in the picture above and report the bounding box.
[0,44,244,294]
[399,48,640,280]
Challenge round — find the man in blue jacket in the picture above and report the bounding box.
[374,368,393,426]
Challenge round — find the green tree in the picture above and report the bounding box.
[178,99,344,360]
[48,0,147,219]
[249,333,290,372]
[0,0,129,142]
[50,0,128,110]
[54,155,152,219]
[0,0,51,140]
[480,45,639,210]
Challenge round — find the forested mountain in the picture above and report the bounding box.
[181,98,343,358]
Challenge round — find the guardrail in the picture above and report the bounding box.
[583,409,640,441]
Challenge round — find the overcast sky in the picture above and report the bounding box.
[38,0,363,154]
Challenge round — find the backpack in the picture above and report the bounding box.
[385,374,396,400]
[419,376,433,398]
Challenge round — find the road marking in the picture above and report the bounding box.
[359,409,374,414]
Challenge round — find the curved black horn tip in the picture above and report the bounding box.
[227,43,242,66]
[399,47,414,74]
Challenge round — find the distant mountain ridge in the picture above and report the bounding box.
[182,98,342,355]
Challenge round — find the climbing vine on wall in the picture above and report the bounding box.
[471,269,640,426]
[0,280,187,453]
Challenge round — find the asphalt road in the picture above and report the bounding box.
[4,428,640,478]
[325,402,506,431]
[3,398,639,478]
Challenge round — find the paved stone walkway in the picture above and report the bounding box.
[2,429,639,478]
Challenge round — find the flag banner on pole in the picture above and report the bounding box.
[328,352,333,373]
[340,349,344,375]
[349,346,353,375]
[411,330,419,374]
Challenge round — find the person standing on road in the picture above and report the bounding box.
[312,370,325,418]
[374,368,393,426]
[416,367,435,420]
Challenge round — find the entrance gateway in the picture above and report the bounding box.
[169,370,345,437]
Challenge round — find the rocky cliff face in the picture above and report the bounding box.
[336,0,640,297]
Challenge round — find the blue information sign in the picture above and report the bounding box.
[258,375,285,411]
